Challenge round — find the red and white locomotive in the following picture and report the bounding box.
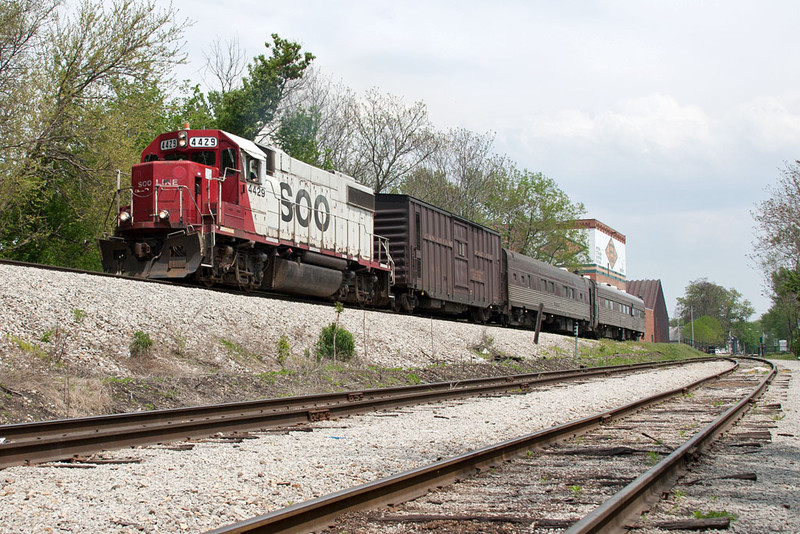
[99,127,393,306]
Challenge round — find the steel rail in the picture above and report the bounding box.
[0,357,699,444]
[0,359,707,468]
[565,356,776,533]
[203,360,742,534]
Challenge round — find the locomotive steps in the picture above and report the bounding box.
[0,260,696,425]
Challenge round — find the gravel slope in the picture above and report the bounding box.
[0,262,597,376]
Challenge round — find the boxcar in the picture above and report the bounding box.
[374,194,503,321]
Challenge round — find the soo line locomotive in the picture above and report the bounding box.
[99,127,645,340]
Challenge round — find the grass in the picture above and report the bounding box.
[220,338,261,362]
[7,335,47,359]
[692,510,737,521]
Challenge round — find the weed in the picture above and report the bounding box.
[277,335,291,367]
[220,339,260,361]
[173,335,187,357]
[406,373,421,384]
[646,450,661,465]
[71,308,86,323]
[672,489,686,501]
[130,330,154,358]
[568,485,583,495]
[8,335,47,359]
[255,369,296,384]
[103,377,135,385]
[41,330,54,343]
[692,510,737,521]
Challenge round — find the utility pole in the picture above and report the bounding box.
[690,306,695,349]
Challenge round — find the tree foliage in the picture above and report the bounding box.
[676,278,754,349]
[751,162,800,355]
[0,0,187,267]
[210,34,314,140]
[487,165,588,267]
[682,315,725,347]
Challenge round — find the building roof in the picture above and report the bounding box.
[575,219,626,243]
[627,279,665,311]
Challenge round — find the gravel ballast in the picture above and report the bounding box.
[1,361,733,533]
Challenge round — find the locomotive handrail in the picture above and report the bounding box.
[153,183,213,235]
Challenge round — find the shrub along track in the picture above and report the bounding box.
[207,358,773,534]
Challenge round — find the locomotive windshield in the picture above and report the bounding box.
[163,150,216,166]
[142,150,217,166]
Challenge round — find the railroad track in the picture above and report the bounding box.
[205,357,774,534]
[0,359,702,469]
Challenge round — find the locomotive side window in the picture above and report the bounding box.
[266,150,275,176]
[245,156,261,183]
[144,153,158,162]
[221,148,237,177]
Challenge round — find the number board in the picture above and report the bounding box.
[160,138,177,151]
[189,136,218,148]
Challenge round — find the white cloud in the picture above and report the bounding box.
[528,94,711,155]
[734,95,800,152]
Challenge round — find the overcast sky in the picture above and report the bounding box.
[171,0,800,318]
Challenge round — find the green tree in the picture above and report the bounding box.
[751,161,800,354]
[486,164,588,268]
[211,33,314,140]
[0,0,187,267]
[682,315,725,348]
[274,106,328,167]
[676,278,754,350]
[676,279,754,331]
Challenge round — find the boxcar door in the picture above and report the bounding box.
[453,222,470,302]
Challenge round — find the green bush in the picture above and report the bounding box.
[130,330,153,358]
[277,334,291,367]
[315,323,355,361]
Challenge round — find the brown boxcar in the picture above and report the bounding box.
[374,194,503,321]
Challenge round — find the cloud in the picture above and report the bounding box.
[734,95,800,152]
[528,94,711,155]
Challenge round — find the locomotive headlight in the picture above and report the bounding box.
[178,130,187,147]
[118,211,131,223]
[158,209,170,221]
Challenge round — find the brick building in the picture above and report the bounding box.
[626,279,670,343]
